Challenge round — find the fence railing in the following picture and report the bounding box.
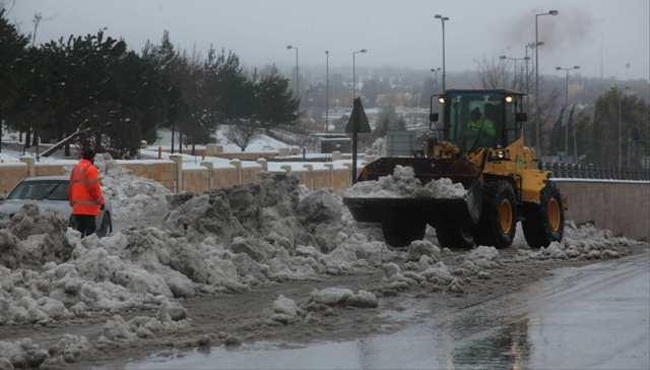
[539,162,650,181]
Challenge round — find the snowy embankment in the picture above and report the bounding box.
[343,165,467,199]
[153,128,297,154]
[0,160,644,368]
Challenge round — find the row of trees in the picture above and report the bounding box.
[0,9,298,157]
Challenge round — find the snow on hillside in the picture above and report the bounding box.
[153,127,296,153]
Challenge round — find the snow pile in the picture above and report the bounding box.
[0,174,394,325]
[95,154,171,229]
[520,222,640,261]
[270,295,301,324]
[365,137,386,157]
[0,204,71,269]
[100,308,188,343]
[308,287,378,308]
[343,165,466,199]
[419,177,467,199]
[0,338,48,368]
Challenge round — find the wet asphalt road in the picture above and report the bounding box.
[111,253,649,370]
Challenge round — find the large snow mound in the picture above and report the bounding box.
[95,154,171,229]
[343,165,467,199]
[0,174,394,325]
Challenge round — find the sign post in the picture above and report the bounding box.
[345,97,371,183]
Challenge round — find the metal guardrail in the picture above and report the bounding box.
[539,162,650,181]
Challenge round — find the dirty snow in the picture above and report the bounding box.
[343,165,467,199]
[0,159,646,362]
[95,154,171,229]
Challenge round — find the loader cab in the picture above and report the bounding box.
[431,89,526,152]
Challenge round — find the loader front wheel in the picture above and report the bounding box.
[478,181,517,249]
[523,182,565,248]
[436,226,475,249]
[382,213,426,248]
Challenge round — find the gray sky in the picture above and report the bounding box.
[7,0,650,79]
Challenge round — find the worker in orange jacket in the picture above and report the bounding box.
[69,148,105,236]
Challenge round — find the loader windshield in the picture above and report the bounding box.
[445,92,503,152]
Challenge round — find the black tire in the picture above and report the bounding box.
[477,180,517,249]
[96,212,112,237]
[381,212,426,248]
[436,226,476,249]
[523,182,564,248]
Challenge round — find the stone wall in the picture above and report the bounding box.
[555,179,650,241]
[0,163,28,193]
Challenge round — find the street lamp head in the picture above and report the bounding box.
[434,14,442,19]
[573,65,580,69]
[286,45,293,50]
[325,50,329,55]
[548,10,559,16]
[443,17,449,21]
[360,49,367,53]
[556,66,562,70]
[499,55,507,60]
[523,56,531,60]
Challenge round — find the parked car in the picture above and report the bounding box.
[0,176,113,236]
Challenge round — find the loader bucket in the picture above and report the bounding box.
[344,157,483,247]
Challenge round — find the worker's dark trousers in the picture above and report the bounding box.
[72,215,96,237]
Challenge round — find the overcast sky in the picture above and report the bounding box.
[6,0,650,79]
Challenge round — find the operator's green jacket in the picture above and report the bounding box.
[467,118,496,147]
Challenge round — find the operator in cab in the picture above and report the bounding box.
[465,106,497,149]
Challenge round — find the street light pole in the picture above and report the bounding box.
[352,49,367,100]
[556,65,580,158]
[286,45,299,98]
[325,50,330,131]
[434,14,450,91]
[534,9,559,157]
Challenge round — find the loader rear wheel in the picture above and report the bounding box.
[523,182,565,248]
[381,213,426,248]
[478,181,517,249]
[436,226,475,249]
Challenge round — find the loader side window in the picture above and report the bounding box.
[504,97,523,145]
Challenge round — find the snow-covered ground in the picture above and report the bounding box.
[153,127,297,153]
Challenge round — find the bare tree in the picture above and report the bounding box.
[474,58,508,89]
[223,121,258,152]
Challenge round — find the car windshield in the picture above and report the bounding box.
[445,92,504,151]
[8,181,69,201]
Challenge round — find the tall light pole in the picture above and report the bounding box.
[286,45,299,98]
[524,42,543,95]
[325,50,330,131]
[352,49,367,100]
[430,67,441,93]
[434,14,450,91]
[556,65,580,159]
[534,9,559,157]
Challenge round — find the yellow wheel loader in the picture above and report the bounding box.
[343,89,566,249]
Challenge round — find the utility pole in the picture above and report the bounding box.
[325,50,330,131]
[534,9,559,157]
[434,14,450,91]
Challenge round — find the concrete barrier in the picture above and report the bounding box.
[554,179,650,241]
